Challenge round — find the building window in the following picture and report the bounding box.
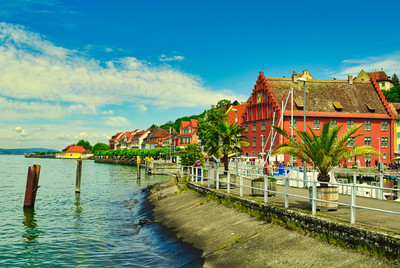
[290,135,297,142]
[364,120,371,131]
[381,121,388,131]
[397,132,400,139]
[291,118,297,128]
[258,108,261,116]
[251,151,255,157]
[347,137,355,147]
[364,137,371,146]
[381,137,388,148]
[253,121,256,131]
[257,92,262,103]
[261,135,265,148]
[249,110,251,119]
[245,137,249,147]
[397,121,400,127]
[347,120,354,129]
[313,119,320,130]
[383,153,387,159]
[261,120,265,131]
[245,122,248,132]
[252,137,256,147]
[330,120,337,128]
[382,82,385,87]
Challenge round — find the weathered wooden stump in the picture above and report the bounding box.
[23,165,41,209]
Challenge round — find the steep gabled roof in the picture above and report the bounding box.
[109,132,124,142]
[367,71,391,82]
[190,119,198,128]
[180,121,190,129]
[62,146,86,153]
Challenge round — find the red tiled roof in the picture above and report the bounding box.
[109,132,124,142]
[190,119,198,128]
[227,103,247,125]
[62,146,86,153]
[367,71,390,82]
[180,121,190,129]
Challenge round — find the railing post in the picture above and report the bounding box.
[180,165,183,178]
[216,169,220,190]
[379,173,384,200]
[353,172,356,185]
[312,180,316,215]
[285,176,289,208]
[207,167,211,188]
[227,171,231,194]
[350,184,356,224]
[200,167,204,185]
[191,166,194,182]
[264,176,268,203]
[240,173,243,197]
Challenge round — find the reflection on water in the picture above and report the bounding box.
[74,193,83,232]
[22,208,40,245]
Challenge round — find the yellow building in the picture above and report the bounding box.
[59,146,93,159]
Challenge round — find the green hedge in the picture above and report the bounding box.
[94,147,182,158]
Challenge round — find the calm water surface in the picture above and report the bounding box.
[0,155,203,267]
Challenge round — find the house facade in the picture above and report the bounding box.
[109,132,124,150]
[239,70,395,167]
[131,130,151,149]
[174,119,199,147]
[59,146,93,159]
[142,128,170,149]
[367,69,394,91]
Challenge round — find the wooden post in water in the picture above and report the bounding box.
[24,165,41,209]
[75,160,82,193]
[137,157,141,179]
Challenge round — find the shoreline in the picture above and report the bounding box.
[148,177,398,267]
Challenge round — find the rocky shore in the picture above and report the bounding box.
[148,177,398,268]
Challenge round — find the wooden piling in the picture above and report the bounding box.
[137,163,141,179]
[24,165,41,209]
[75,160,82,193]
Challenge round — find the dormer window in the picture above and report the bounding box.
[295,100,304,110]
[333,102,343,112]
[366,104,376,113]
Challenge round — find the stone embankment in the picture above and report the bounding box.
[24,154,56,159]
[94,158,178,175]
[148,177,399,267]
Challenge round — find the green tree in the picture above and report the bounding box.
[76,139,92,151]
[383,85,400,102]
[392,73,399,87]
[180,143,203,166]
[272,121,380,184]
[93,142,109,152]
[149,124,158,129]
[198,107,248,172]
[216,99,231,109]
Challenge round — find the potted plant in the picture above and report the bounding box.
[251,177,277,196]
[272,121,380,211]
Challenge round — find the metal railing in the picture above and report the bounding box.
[179,165,400,225]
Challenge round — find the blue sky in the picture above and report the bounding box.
[1,0,400,149]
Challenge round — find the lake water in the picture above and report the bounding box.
[0,155,203,267]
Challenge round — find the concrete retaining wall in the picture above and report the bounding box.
[188,182,400,261]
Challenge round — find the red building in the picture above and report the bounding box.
[239,70,395,167]
[174,119,199,147]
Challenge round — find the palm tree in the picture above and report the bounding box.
[272,121,380,185]
[217,121,249,173]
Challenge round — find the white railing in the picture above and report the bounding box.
[179,165,400,225]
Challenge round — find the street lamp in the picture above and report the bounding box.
[297,77,307,187]
[377,137,381,170]
[232,108,238,174]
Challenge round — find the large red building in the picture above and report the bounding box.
[238,70,395,167]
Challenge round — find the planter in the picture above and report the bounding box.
[309,186,338,211]
[217,175,236,189]
[251,180,276,196]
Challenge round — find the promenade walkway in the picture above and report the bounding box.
[192,173,400,235]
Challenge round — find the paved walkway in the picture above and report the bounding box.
[192,173,400,235]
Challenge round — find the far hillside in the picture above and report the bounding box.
[0,148,57,155]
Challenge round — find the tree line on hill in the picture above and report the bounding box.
[382,73,400,102]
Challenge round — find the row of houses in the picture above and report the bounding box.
[226,69,399,167]
[109,119,199,150]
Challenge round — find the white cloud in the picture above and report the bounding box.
[14,126,30,137]
[0,22,243,112]
[105,116,131,127]
[102,110,114,115]
[331,52,400,79]
[15,126,23,132]
[159,54,185,62]
[138,104,148,112]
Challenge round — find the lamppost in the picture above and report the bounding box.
[377,137,381,170]
[297,77,307,187]
[232,108,238,174]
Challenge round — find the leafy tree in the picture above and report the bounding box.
[180,143,203,166]
[198,107,248,172]
[392,73,399,87]
[216,99,231,109]
[383,85,400,102]
[93,142,109,152]
[76,139,92,151]
[272,121,380,184]
[149,124,158,129]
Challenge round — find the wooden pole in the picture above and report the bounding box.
[137,162,141,179]
[24,165,41,209]
[75,160,82,193]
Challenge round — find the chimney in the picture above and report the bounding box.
[348,75,353,85]
[292,72,299,82]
